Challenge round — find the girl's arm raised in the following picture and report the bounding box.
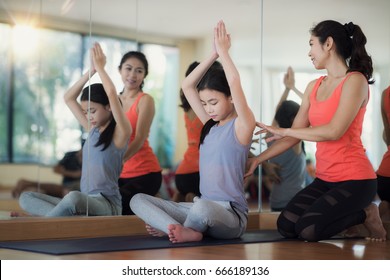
[181,53,218,124]
[92,43,132,149]
[214,20,255,145]
[64,70,96,131]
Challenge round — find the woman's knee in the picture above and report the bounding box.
[277,212,298,238]
[295,219,319,242]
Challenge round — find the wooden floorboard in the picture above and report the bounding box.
[1,238,389,260]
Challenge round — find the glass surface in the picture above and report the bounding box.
[0,23,11,162]
[2,0,388,217]
[0,0,263,215]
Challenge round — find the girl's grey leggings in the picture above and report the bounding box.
[130,193,247,239]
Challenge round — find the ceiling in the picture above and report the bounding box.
[1,0,389,70]
[0,0,260,39]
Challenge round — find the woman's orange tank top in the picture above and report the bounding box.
[377,86,390,177]
[175,113,203,174]
[308,73,376,182]
[120,93,161,178]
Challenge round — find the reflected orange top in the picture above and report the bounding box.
[308,73,376,182]
[377,86,390,177]
[120,93,161,178]
[175,113,203,174]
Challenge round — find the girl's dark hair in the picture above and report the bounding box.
[179,61,200,112]
[81,83,116,151]
[310,20,374,84]
[118,51,149,90]
[275,100,300,128]
[274,100,306,154]
[198,61,229,145]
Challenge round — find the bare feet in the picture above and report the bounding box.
[379,201,390,222]
[145,224,166,237]
[10,211,32,217]
[342,224,369,238]
[363,203,387,241]
[167,224,203,243]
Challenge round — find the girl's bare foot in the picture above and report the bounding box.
[167,224,203,243]
[364,203,387,241]
[145,224,166,237]
[379,201,390,222]
[10,211,32,217]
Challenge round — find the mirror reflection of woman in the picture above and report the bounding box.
[247,20,387,241]
[377,85,390,221]
[17,43,131,217]
[117,51,162,215]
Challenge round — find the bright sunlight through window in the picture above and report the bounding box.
[12,24,39,57]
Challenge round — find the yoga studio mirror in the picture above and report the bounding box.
[260,0,390,212]
[0,0,262,216]
[1,0,389,218]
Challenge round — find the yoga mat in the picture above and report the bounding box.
[0,230,287,255]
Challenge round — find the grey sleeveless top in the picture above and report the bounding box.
[81,127,127,207]
[268,141,306,210]
[199,118,250,214]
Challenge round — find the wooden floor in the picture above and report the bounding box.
[1,237,389,260]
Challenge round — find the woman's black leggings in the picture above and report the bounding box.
[175,172,200,196]
[377,175,390,202]
[119,172,162,215]
[277,178,377,242]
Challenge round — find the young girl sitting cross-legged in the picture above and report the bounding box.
[18,43,131,216]
[130,20,256,243]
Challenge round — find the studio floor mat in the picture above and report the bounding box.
[0,230,288,255]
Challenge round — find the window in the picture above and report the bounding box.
[142,44,179,168]
[0,23,11,162]
[1,23,179,167]
[11,27,82,164]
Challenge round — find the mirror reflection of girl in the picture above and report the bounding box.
[130,20,256,243]
[17,43,131,217]
[264,67,307,211]
[246,20,387,241]
[117,51,162,215]
[377,86,390,221]
[173,61,202,203]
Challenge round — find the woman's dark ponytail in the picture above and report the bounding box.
[347,23,374,84]
[311,20,374,84]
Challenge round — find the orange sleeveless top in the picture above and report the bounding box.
[377,86,390,177]
[175,113,203,174]
[308,73,376,182]
[120,93,161,178]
